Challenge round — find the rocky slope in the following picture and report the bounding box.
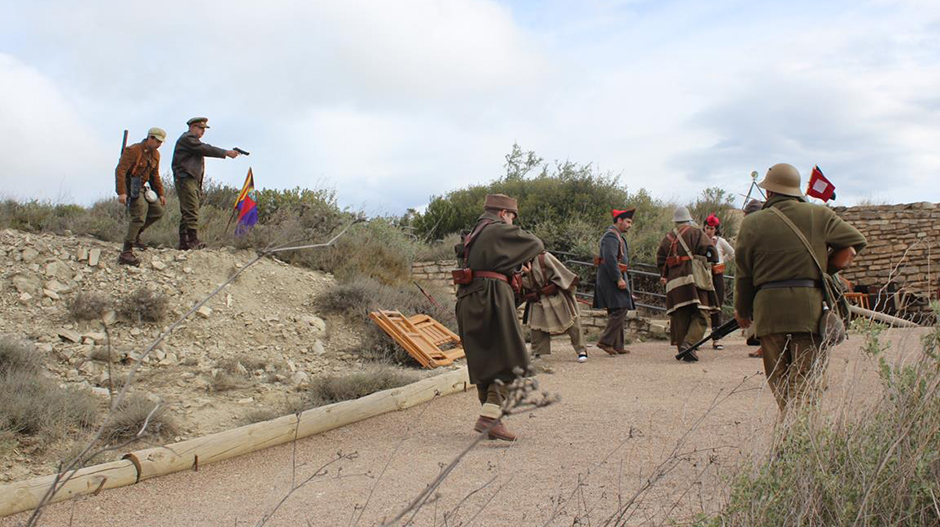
[0,228,383,480]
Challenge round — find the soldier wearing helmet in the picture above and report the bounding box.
[734,163,867,410]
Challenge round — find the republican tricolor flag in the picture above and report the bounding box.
[806,165,836,202]
[234,168,259,235]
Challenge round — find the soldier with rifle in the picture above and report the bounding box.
[734,163,866,410]
[171,117,241,250]
[114,127,168,266]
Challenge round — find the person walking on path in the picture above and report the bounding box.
[657,206,719,362]
[115,127,168,266]
[171,117,240,250]
[593,208,636,355]
[703,214,734,350]
[522,251,589,363]
[454,193,544,441]
[735,163,866,410]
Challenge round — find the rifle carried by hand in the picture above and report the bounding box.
[675,318,740,361]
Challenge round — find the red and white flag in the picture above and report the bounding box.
[806,165,836,202]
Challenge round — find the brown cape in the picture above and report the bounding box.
[522,252,580,334]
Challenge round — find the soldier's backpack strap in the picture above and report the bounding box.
[462,219,495,262]
[768,208,832,301]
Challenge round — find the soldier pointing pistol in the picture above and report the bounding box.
[171,117,240,250]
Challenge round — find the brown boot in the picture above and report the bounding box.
[178,225,190,250]
[473,416,517,441]
[596,342,618,356]
[118,242,140,267]
[187,229,206,249]
[133,234,148,251]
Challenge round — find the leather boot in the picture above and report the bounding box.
[134,219,158,251]
[473,416,517,441]
[187,229,206,249]
[178,225,189,250]
[679,347,699,362]
[118,242,140,267]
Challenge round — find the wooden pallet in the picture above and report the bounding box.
[369,310,465,369]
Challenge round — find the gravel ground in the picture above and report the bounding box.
[4,329,920,527]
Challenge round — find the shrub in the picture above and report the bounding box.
[304,366,421,408]
[100,395,178,444]
[0,337,42,376]
[0,373,97,437]
[118,288,168,323]
[68,291,113,321]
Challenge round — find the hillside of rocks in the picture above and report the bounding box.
[0,228,388,481]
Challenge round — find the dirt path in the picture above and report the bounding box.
[4,330,920,527]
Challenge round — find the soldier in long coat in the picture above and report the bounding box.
[735,163,866,410]
[656,206,719,362]
[455,194,543,441]
[522,251,588,362]
[593,208,636,355]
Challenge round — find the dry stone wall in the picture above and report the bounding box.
[833,202,940,299]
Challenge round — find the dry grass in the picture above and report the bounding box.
[118,287,168,323]
[0,373,97,438]
[100,395,179,444]
[303,366,421,408]
[713,317,940,526]
[67,291,112,321]
[0,336,42,376]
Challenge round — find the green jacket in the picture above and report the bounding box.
[734,195,867,337]
[456,211,544,385]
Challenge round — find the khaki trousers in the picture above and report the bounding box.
[760,333,825,411]
[531,317,586,356]
[124,197,164,243]
[598,307,628,351]
[670,305,708,352]
[175,175,201,230]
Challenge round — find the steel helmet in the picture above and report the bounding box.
[758,163,804,197]
[673,206,693,223]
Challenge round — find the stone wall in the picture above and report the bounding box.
[833,202,940,299]
[411,260,669,338]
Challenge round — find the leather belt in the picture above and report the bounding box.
[758,279,819,291]
[474,271,509,283]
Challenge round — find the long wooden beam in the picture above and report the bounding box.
[0,367,470,518]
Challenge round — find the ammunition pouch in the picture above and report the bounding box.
[523,282,559,302]
[594,256,629,273]
[712,263,726,274]
[452,268,474,285]
[127,176,142,200]
[665,255,691,268]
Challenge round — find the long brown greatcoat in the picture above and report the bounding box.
[521,251,580,334]
[456,211,544,385]
[656,224,719,315]
[735,194,867,337]
[115,141,165,197]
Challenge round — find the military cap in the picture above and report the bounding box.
[186,117,210,128]
[483,193,518,214]
[611,207,636,221]
[147,127,167,142]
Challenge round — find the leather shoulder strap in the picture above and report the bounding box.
[462,219,495,262]
[672,226,694,257]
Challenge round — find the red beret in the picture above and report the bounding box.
[705,214,721,227]
[611,207,636,220]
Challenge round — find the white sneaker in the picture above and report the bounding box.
[577,353,588,363]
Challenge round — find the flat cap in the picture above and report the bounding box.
[186,117,210,128]
[147,127,167,142]
[484,193,518,214]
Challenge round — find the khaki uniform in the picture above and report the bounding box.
[115,141,165,244]
[656,225,718,352]
[456,211,543,412]
[735,195,866,408]
[522,252,585,357]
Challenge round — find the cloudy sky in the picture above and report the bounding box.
[1,0,938,214]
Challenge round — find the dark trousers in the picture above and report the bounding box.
[175,175,201,230]
[670,305,708,352]
[598,307,628,351]
[531,317,586,356]
[710,272,725,329]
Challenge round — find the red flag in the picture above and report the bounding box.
[806,165,836,202]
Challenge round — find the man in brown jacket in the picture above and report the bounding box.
[171,117,240,250]
[735,163,866,410]
[455,193,543,441]
[656,206,719,362]
[114,127,168,266]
